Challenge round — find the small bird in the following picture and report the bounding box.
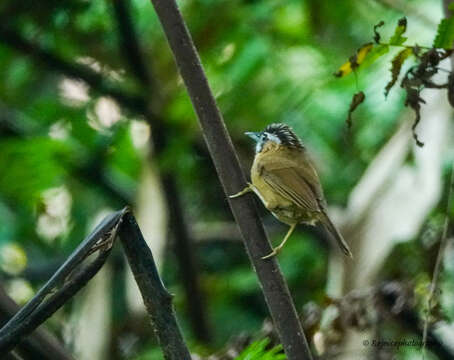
[230,123,352,259]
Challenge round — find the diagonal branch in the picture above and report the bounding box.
[0,286,74,360]
[0,208,191,360]
[147,0,313,359]
[0,209,125,353]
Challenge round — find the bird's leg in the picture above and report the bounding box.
[229,183,253,198]
[262,223,297,260]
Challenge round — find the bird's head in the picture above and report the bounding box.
[245,123,303,153]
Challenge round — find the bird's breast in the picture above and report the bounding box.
[250,164,290,209]
[250,165,300,225]
[250,157,319,226]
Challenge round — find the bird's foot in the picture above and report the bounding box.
[261,223,296,260]
[261,246,282,260]
[229,183,253,198]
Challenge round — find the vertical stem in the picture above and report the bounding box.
[118,212,191,360]
[422,2,454,354]
[422,162,454,350]
[147,1,313,359]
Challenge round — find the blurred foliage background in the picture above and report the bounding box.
[0,0,453,359]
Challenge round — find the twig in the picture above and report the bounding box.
[422,163,454,354]
[377,283,454,360]
[422,3,454,355]
[0,209,126,353]
[147,0,313,359]
[118,211,192,360]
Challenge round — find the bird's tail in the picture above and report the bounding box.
[320,212,353,259]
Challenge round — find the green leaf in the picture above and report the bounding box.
[228,37,269,85]
[366,43,390,63]
[235,339,286,360]
[385,47,413,97]
[334,43,390,78]
[389,17,407,46]
[0,138,69,207]
[433,17,454,49]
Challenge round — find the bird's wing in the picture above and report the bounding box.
[260,159,322,212]
[292,151,327,208]
[259,153,352,258]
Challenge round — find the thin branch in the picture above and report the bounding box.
[422,163,454,352]
[422,2,454,353]
[147,0,313,359]
[118,211,192,360]
[0,209,126,353]
[377,284,454,360]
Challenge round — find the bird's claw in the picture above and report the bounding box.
[229,183,253,198]
[261,247,281,260]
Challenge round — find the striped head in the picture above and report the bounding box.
[245,123,303,153]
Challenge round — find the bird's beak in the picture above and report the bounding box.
[245,131,261,142]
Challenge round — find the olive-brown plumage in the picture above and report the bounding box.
[231,123,352,259]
